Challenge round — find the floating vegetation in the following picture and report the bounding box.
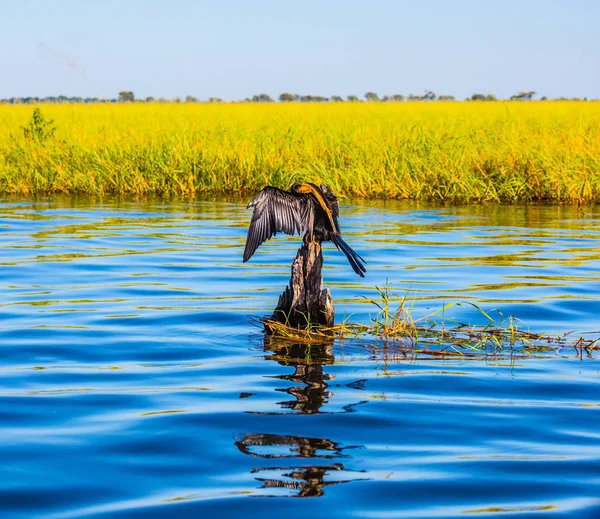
[255,282,599,359]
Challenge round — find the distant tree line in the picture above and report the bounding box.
[0,90,595,104]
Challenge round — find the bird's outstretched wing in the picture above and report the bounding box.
[243,187,307,262]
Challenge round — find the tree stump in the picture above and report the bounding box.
[268,241,334,329]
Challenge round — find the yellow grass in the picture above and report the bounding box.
[1,102,599,202]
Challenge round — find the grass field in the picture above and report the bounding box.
[1,102,599,203]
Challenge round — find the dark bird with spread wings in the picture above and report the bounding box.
[243,182,366,277]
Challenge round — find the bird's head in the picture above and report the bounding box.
[320,184,338,199]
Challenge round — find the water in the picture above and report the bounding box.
[1,199,599,518]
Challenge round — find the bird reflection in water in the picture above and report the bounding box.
[235,432,359,497]
[235,337,367,497]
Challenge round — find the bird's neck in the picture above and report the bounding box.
[297,183,338,232]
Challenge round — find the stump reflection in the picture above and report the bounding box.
[235,337,366,497]
[264,336,334,414]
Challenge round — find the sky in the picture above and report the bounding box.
[2,0,599,100]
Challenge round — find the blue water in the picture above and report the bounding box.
[1,199,600,518]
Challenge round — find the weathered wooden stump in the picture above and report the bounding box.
[268,241,334,329]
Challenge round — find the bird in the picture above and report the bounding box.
[242,182,366,277]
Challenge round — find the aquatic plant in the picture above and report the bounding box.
[257,282,599,358]
[1,102,599,203]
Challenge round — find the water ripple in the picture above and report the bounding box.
[0,198,599,518]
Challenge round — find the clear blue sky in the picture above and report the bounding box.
[2,0,598,100]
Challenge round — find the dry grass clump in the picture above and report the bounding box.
[257,282,598,358]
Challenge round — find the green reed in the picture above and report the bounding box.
[1,102,599,203]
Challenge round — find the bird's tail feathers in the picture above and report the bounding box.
[331,234,366,277]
